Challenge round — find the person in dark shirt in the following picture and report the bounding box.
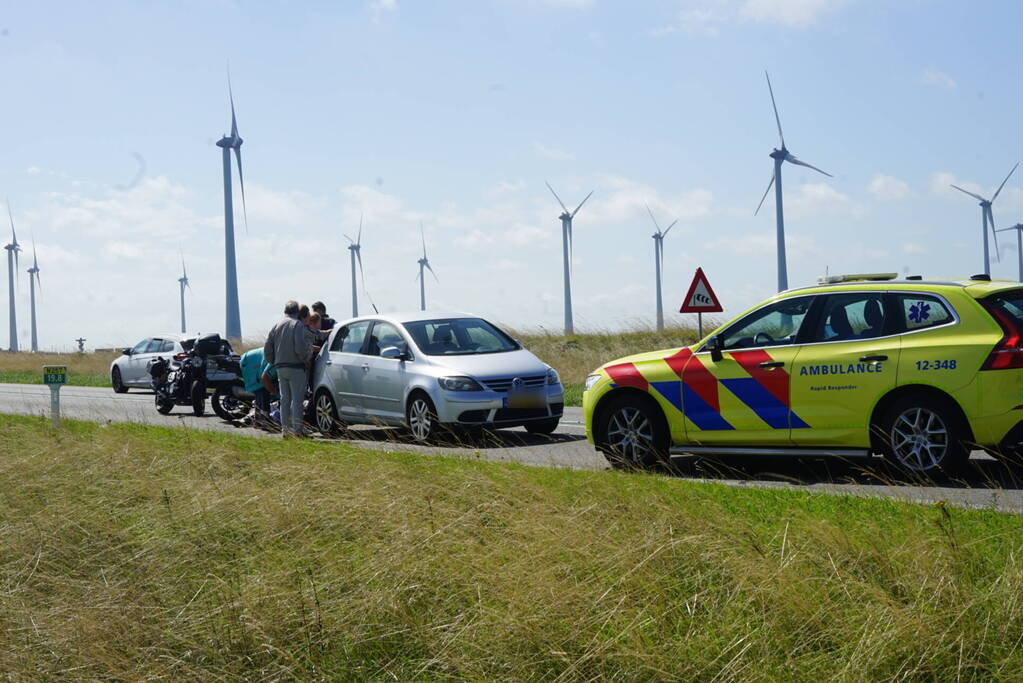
[312,301,336,330]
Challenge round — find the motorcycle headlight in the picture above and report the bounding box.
[438,376,483,392]
[546,368,561,386]
[584,374,602,392]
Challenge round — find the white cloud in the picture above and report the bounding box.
[586,175,714,224]
[532,142,575,161]
[867,174,911,201]
[660,0,848,34]
[921,68,956,89]
[785,182,860,218]
[369,0,397,15]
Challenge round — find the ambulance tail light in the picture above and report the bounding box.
[981,305,1023,370]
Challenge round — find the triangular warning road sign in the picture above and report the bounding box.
[679,267,723,313]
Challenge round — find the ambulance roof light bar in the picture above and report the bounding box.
[817,272,899,284]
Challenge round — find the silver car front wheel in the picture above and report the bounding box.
[878,394,968,474]
[407,394,438,443]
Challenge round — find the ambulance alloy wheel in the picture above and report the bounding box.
[595,393,670,469]
[877,394,969,474]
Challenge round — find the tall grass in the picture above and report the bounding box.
[0,350,118,386]
[0,413,1020,679]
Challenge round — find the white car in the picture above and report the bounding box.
[311,311,564,441]
[110,333,236,392]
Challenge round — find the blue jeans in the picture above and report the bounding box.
[253,387,270,416]
[277,366,307,435]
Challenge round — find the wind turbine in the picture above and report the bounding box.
[646,204,678,331]
[755,71,833,292]
[950,162,1018,275]
[545,182,593,335]
[344,214,365,317]
[416,222,438,311]
[215,73,248,340]
[27,238,40,352]
[178,254,190,333]
[4,202,21,352]
[997,222,1023,282]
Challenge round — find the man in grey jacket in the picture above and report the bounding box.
[264,300,312,437]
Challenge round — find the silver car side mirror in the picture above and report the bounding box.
[380,346,403,360]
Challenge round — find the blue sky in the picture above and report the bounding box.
[3,0,1023,349]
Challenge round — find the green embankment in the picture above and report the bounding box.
[0,414,1020,679]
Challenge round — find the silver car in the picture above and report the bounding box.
[110,333,237,392]
[311,311,564,441]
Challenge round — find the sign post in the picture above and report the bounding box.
[679,267,723,339]
[42,365,68,428]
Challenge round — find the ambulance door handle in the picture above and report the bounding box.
[859,355,888,362]
[758,361,784,369]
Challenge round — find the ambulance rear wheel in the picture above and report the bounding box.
[595,392,670,470]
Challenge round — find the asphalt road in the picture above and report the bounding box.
[3,383,1023,514]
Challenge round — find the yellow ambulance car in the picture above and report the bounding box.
[583,274,1023,473]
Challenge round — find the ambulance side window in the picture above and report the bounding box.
[894,294,954,332]
[809,293,890,342]
[719,297,812,350]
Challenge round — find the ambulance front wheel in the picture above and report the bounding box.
[595,392,671,470]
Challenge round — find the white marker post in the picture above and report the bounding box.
[43,365,68,428]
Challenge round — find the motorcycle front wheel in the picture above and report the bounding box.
[212,385,252,421]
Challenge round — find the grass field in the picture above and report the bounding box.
[0,350,117,387]
[1,413,1021,679]
[0,326,711,404]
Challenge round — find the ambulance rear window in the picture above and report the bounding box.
[894,294,954,331]
[983,290,1023,324]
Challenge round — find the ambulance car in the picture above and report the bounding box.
[583,274,1023,473]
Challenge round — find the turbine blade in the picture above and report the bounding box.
[662,219,678,237]
[950,184,986,202]
[343,233,355,244]
[357,212,363,245]
[32,237,38,269]
[765,71,785,149]
[419,221,427,258]
[571,190,593,218]
[755,170,775,216]
[356,248,366,287]
[785,153,833,177]
[545,181,569,214]
[426,262,439,283]
[233,147,248,233]
[991,162,1019,203]
[7,199,16,246]
[228,71,239,138]
[988,205,1001,262]
[35,270,41,294]
[645,203,660,231]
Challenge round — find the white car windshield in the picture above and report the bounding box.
[403,318,519,356]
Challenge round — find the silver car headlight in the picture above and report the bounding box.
[438,376,484,392]
[546,368,561,386]
[584,374,602,392]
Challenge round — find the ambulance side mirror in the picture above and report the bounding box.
[706,335,724,363]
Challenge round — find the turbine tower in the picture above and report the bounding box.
[178,254,190,333]
[215,74,247,340]
[416,222,438,311]
[950,162,1018,275]
[997,223,1023,282]
[755,71,833,292]
[545,182,593,335]
[27,238,40,352]
[646,204,678,332]
[344,214,365,317]
[4,202,21,352]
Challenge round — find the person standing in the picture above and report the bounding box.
[312,301,336,331]
[264,300,312,437]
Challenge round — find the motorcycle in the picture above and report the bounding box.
[148,351,207,416]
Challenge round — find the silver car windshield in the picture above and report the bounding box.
[403,318,519,356]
